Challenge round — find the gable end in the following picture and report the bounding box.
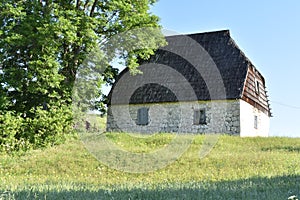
[241,65,271,116]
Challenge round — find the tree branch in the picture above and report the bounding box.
[76,0,81,9]
[90,0,98,17]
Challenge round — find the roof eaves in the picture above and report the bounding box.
[228,35,266,83]
[240,63,250,99]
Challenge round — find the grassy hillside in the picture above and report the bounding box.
[0,133,300,199]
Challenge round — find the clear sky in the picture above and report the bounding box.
[150,0,300,137]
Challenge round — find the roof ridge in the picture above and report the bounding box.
[227,35,265,80]
[165,29,230,38]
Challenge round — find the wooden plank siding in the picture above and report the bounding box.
[241,65,271,116]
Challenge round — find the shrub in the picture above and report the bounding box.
[0,111,27,152]
[23,105,74,148]
[0,104,74,153]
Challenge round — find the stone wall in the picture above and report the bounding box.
[107,100,241,135]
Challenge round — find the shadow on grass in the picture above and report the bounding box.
[261,146,300,153]
[1,175,299,200]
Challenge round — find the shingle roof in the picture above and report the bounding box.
[109,30,257,105]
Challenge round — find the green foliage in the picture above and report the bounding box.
[0,0,165,112]
[23,105,74,148]
[0,106,74,153]
[0,0,165,152]
[0,111,25,152]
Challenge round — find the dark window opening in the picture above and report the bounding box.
[255,79,260,95]
[137,107,149,125]
[254,115,258,129]
[194,109,206,125]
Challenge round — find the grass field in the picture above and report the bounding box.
[0,132,300,199]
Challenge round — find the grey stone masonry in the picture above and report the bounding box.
[107,100,240,135]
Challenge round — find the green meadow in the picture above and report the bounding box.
[1,131,300,199]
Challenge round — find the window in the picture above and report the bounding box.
[137,107,149,125]
[255,78,260,95]
[254,115,258,129]
[194,109,206,125]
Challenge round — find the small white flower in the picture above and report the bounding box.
[288,195,298,200]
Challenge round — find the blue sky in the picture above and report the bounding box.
[151,0,300,137]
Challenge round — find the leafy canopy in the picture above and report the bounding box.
[0,0,165,112]
[0,0,166,151]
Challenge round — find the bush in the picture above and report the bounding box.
[0,105,75,153]
[0,111,28,152]
[23,105,74,148]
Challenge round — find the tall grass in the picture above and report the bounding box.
[1,133,300,199]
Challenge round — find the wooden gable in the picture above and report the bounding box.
[241,65,271,116]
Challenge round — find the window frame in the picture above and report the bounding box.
[255,78,260,95]
[254,115,258,129]
[137,107,149,126]
[193,109,207,125]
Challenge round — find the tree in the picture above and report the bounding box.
[0,0,166,150]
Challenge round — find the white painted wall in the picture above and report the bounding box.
[239,100,270,137]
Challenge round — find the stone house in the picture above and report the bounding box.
[106,30,271,137]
